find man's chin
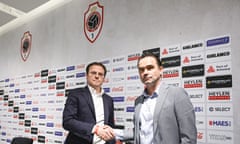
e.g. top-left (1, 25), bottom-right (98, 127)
top-left (144, 82), bottom-right (154, 86)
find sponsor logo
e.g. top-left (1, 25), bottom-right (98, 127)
top-left (31, 127), bottom-right (38, 135)
top-left (184, 79), bottom-right (203, 88)
top-left (143, 47), bottom-right (160, 59)
top-left (209, 120), bottom-right (231, 127)
top-left (126, 86), bottom-right (141, 91)
top-left (196, 119), bottom-right (204, 125)
top-left (24, 120), bottom-right (31, 127)
top-left (54, 140), bottom-right (63, 144)
top-left (56, 82), bottom-right (65, 90)
top-left (13, 107), bottom-right (19, 112)
top-left (113, 57), bottom-right (125, 63)
top-left (208, 90), bottom-right (231, 100)
top-left (39, 115), bottom-right (46, 119)
top-left (161, 56), bottom-right (181, 68)
top-left (19, 113), bottom-right (25, 119)
top-left (112, 86), bottom-right (124, 92)
top-left (126, 106), bottom-right (134, 112)
top-left (41, 69), bottom-right (48, 77)
top-left (206, 75), bottom-right (232, 88)
top-left (126, 96), bottom-right (138, 102)
top-left (84, 1), bottom-right (104, 43)
top-left (127, 65), bottom-right (138, 71)
top-left (48, 70), bottom-right (56, 75)
top-left (194, 106), bottom-right (204, 112)
top-left (66, 65), bottom-right (75, 71)
top-left (48, 76), bottom-right (56, 83)
top-left (115, 116), bottom-right (125, 123)
top-left (163, 69), bottom-right (179, 78)
top-left (56, 91), bottom-right (65, 97)
top-left (161, 45), bottom-right (180, 57)
top-left (206, 61), bottom-right (231, 76)
top-left (8, 101), bottom-right (14, 106)
top-left (182, 64), bottom-right (204, 78)
top-left (112, 96), bottom-right (125, 102)
top-left (208, 131), bottom-right (233, 143)
top-left (57, 68), bottom-right (65, 72)
top-left (182, 42), bottom-right (203, 50)
top-left (207, 103), bottom-right (233, 116)
top-left (0, 90), bottom-right (4, 95)
top-left (127, 75), bottom-right (139, 80)
top-left (112, 67), bottom-right (124, 72)
top-left (128, 53), bottom-right (140, 61)
top-left (38, 135), bottom-right (45, 143)
top-left (76, 72), bottom-right (85, 78)
top-left (207, 51), bottom-right (230, 59)
top-left (46, 122), bottom-right (54, 127)
top-left (114, 107), bottom-right (125, 111)
top-left (182, 52), bottom-right (204, 65)
top-left (111, 77), bottom-right (124, 83)
top-left (206, 47), bottom-right (231, 63)
top-left (66, 74), bottom-right (75, 79)
top-left (48, 84), bottom-right (56, 90)
top-left (55, 131), bottom-right (63, 136)
top-left (101, 60), bottom-right (110, 65)
top-left (189, 93), bottom-right (203, 99)
top-left (209, 106), bottom-right (231, 112)
top-left (206, 36), bottom-right (230, 47)
top-left (103, 87), bottom-right (110, 93)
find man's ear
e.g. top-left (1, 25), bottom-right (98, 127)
top-left (159, 66), bottom-right (163, 77)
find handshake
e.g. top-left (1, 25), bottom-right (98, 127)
top-left (94, 125), bottom-right (116, 141)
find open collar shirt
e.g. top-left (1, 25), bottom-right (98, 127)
top-left (139, 83), bottom-right (161, 144)
top-left (88, 85), bottom-right (105, 144)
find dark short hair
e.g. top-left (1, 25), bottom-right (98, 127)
top-left (137, 52), bottom-right (162, 67)
top-left (86, 62), bottom-right (107, 77)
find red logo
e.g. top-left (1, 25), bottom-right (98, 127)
top-left (207, 66), bottom-right (215, 73)
top-left (183, 56), bottom-right (190, 64)
top-left (84, 2), bottom-right (104, 43)
top-left (162, 48), bottom-right (168, 55)
top-left (21, 31), bottom-right (32, 61)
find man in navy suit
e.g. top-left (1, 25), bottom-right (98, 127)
top-left (63, 62), bottom-right (115, 144)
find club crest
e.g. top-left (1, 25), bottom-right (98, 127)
top-left (84, 1), bottom-right (104, 43)
top-left (21, 31), bottom-right (32, 61)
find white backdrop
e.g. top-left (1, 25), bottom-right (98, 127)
top-left (0, 0), bottom-right (239, 144)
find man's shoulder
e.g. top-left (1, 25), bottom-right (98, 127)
top-left (68, 86), bottom-right (88, 94)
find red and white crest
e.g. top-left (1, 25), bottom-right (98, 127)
top-left (84, 2), bottom-right (104, 43)
top-left (21, 31), bottom-right (32, 61)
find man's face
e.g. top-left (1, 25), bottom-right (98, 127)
top-left (138, 56), bottom-right (162, 87)
top-left (86, 65), bottom-right (105, 89)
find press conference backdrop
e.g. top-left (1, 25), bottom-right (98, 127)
top-left (0, 0), bottom-right (239, 144)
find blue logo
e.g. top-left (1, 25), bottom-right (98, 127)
top-left (207, 36), bottom-right (230, 47)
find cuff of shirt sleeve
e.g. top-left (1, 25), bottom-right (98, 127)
top-left (92, 124), bottom-right (100, 134)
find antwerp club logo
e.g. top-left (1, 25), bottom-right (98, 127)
top-left (84, 1), bottom-right (104, 43)
top-left (21, 31), bottom-right (32, 61)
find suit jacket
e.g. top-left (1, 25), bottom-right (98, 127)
top-left (132, 83), bottom-right (197, 144)
top-left (63, 86), bottom-right (115, 144)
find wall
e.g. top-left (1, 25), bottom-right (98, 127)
top-left (0, 0), bottom-right (239, 144)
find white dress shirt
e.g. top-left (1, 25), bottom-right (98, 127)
top-left (88, 85), bottom-right (105, 144)
top-left (139, 85), bottom-right (160, 144)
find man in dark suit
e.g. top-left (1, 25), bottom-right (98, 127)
top-left (63, 62), bottom-right (115, 144)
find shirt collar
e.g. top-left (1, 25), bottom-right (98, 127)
top-left (142, 82), bottom-right (162, 99)
top-left (88, 85), bottom-right (104, 97)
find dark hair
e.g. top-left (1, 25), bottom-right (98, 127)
top-left (137, 52), bottom-right (162, 67)
top-left (86, 62), bottom-right (107, 77)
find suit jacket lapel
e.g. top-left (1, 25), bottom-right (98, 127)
top-left (153, 83), bottom-right (169, 125)
top-left (84, 86), bottom-right (96, 121)
top-left (102, 94), bottom-right (109, 123)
